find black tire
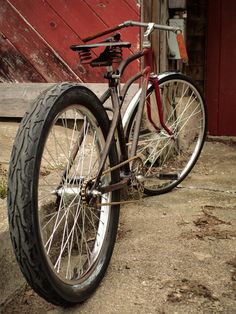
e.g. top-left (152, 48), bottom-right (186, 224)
top-left (8, 83), bottom-right (120, 305)
top-left (126, 73), bottom-right (207, 195)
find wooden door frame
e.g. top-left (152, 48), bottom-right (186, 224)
top-left (205, 0), bottom-right (221, 135)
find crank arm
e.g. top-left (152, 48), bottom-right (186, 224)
top-left (98, 178), bottom-right (129, 194)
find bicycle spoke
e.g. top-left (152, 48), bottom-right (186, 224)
top-left (33, 100), bottom-right (116, 284)
top-left (127, 76), bottom-right (206, 193)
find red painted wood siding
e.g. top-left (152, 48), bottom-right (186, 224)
top-left (0, 0), bottom-right (140, 83)
top-left (206, 0), bottom-right (236, 136)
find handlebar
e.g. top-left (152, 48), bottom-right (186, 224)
top-left (82, 20), bottom-right (188, 64)
top-left (82, 20), bottom-right (180, 43)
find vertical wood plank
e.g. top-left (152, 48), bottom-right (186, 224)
top-left (142, 0), bottom-right (163, 73)
top-left (218, 0), bottom-right (236, 135)
top-left (159, 0), bottom-right (168, 72)
top-left (205, 0), bottom-right (221, 135)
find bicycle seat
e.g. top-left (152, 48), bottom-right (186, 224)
top-left (70, 41), bottom-right (131, 51)
top-left (71, 41), bottom-right (131, 67)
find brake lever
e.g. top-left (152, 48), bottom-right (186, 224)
top-left (144, 23), bottom-right (155, 37)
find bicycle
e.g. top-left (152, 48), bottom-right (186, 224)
top-left (7, 20), bottom-right (207, 305)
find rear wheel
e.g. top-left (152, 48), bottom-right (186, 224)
top-left (126, 73), bottom-right (207, 195)
top-left (8, 83), bottom-right (120, 305)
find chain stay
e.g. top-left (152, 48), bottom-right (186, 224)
top-left (87, 155), bottom-right (145, 207)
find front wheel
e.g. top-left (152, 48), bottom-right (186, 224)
top-left (126, 73), bottom-right (207, 195)
top-left (8, 83), bottom-right (120, 305)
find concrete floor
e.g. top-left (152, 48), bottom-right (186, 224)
top-left (0, 121), bottom-right (236, 313)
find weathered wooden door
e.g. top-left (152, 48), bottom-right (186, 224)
top-left (0, 0), bottom-right (140, 83)
top-left (206, 0), bottom-right (236, 136)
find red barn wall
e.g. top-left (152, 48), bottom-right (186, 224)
top-left (0, 0), bottom-right (140, 83)
top-left (206, 0), bottom-right (236, 136)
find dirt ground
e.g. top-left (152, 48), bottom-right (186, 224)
top-left (0, 121), bottom-right (236, 314)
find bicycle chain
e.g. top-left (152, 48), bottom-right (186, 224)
top-left (128, 157), bottom-right (145, 200)
top-left (81, 179), bottom-right (90, 205)
top-left (81, 155), bottom-right (145, 207)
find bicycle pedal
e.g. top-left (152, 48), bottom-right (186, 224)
top-left (159, 173), bottom-right (178, 180)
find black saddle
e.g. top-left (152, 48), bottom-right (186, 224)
top-left (70, 41), bottom-right (131, 51)
top-left (70, 33), bottom-right (131, 67)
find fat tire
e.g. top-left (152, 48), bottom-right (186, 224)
top-left (8, 82), bottom-right (120, 305)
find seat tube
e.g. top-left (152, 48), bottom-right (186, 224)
top-left (92, 87), bottom-right (120, 187)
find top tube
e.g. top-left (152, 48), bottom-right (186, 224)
top-left (82, 20), bottom-right (180, 43)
